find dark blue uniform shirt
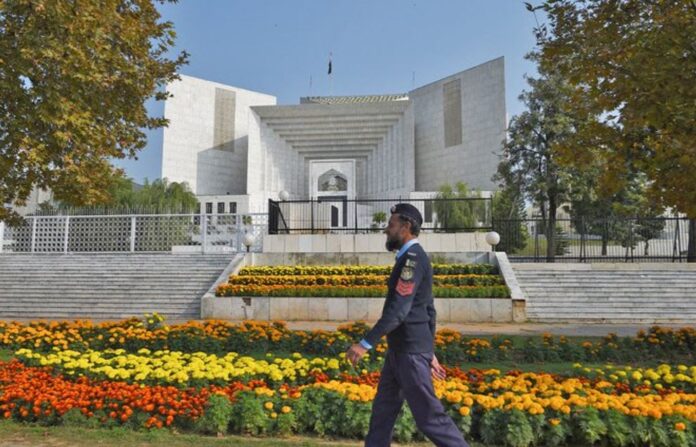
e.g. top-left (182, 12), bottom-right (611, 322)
top-left (363, 242), bottom-right (436, 353)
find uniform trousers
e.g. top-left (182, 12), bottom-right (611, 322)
top-left (364, 349), bottom-right (469, 447)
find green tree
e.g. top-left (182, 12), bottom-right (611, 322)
top-left (434, 182), bottom-right (485, 232)
top-left (495, 58), bottom-right (577, 261)
top-left (491, 186), bottom-right (528, 254)
top-left (566, 169), bottom-right (666, 258)
top-left (42, 176), bottom-right (198, 214)
top-left (535, 0), bottom-right (696, 261)
top-left (0, 0), bottom-right (188, 224)
top-left (370, 211), bottom-right (387, 232)
top-left (131, 178), bottom-right (199, 213)
top-left (26, 176), bottom-right (199, 252)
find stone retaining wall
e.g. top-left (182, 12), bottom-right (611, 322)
top-left (202, 296), bottom-right (513, 323)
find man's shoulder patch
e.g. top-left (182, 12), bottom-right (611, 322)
top-left (395, 279), bottom-right (415, 296)
top-left (405, 258), bottom-right (417, 268)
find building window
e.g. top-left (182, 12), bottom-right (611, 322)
top-left (214, 88), bottom-right (235, 152)
top-left (424, 200), bottom-right (433, 224)
top-left (229, 202), bottom-right (237, 214)
top-left (217, 202), bottom-right (225, 214)
top-left (443, 79), bottom-right (462, 147)
top-left (205, 202), bottom-right (213, 214)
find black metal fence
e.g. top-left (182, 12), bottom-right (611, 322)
top-left (492, 217), bottom-right (693, 262)
top-left (268, 198), bottom-right (492, 234)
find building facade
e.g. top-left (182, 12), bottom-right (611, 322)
top-left (162, 57), bottom-right (506, 219)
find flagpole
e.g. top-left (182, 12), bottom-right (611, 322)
top-left (328, 51), bottom-right (333, 96)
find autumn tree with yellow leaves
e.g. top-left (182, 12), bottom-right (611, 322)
top-left (533, 0), bottom-right (696, 260)
top-left (0, 0), bottom-right (188, 224)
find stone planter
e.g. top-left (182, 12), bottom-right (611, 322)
top-left (201, 296), bottom-right (519, 323)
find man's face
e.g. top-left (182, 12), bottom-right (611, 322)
top-left (384, 214), bottom-right (407, 252)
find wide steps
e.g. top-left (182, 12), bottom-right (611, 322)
top-left (0, 254), bottom-right (235, 319)
top-left (513, 264), bottom-right (696, 323)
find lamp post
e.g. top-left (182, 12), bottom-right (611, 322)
top-left (243, 233), bottom-right (255, 253)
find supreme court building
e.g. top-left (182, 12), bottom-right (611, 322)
top-left (161, 57), bottom-right (506, 225)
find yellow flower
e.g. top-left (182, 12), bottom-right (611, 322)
top-left (281, 406), bottom-right (291, 414)
top-left (675, 422), bottom-right (686, 431)
top-left (459, 407), bottom-right (470, 416)
top-left (264, 402), bottom-right (274, 410)
top-left (549, 418), bottom-right (561, 426)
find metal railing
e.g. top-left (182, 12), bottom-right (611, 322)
top-left (0, 213), bottom-right (267, 254)
top-left (268, 197), bottom-right (492, 234)
top-left (492, 217), bottom-right (692, 262)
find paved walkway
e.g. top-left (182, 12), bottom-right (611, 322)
top-left (284, 321), bottom-right (693, 337)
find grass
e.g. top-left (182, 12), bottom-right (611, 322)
top-left (0, 420), bottom-right (484, 447)
top-left (0, 420), bottom-right (379, 446)
top-left (0, 348), bottom-right (13, 362)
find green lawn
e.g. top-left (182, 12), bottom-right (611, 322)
top-left (0, 420), bottom-right (472, 447)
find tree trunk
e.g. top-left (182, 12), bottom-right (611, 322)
top-left (546, 198), bottom-right (556, 262)
top-left (601, 220), bottom-right (609, 256)
top-left (688, 218), bottom-right (696, 263)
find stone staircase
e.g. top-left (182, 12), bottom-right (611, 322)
top-left (513, 264), bottom-right (696, 323)
top-left (0, 254), bottom-right (236, 320)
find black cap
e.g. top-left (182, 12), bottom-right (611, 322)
top-left (390, 203), bottom-right (423, 226)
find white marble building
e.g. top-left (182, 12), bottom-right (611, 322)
top-left (162, 58), bottom-right (506, 218)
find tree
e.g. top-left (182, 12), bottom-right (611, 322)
top-left (131, 178), bottom-right (199, 213)
top-left (494, 59), bottom-right (578, 261)
top-left (0, 0), bottom-right (188, 224)
top-left (40, 176), bottom-right (198, 214)
top-left (433, 182), bottom-right (485, 231)
top-left (491, 186), bottom-right (528, 254)
top-left (565, 169), bottom-right (666, 257)
top-left (535, 0), bottom-right (696, 261)
top-left (26, 176), bottom-right (199, 252)
top-left (370, 211), bottom-right (387, 232)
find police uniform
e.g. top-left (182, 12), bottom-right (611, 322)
top-left (361, 204), bottom-right (469, 447)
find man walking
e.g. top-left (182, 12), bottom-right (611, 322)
top-left (346, 203), bottom-right (469, 447)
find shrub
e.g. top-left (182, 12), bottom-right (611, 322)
top-left (195, 394), bottom-right (233, 435)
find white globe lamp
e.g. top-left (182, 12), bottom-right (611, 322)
top-left (243, 233), bottom-right (256, 253)
top-left (485, 231), bottom-right (500, 250)
top-left (279, 190), bottom-right (290, 201)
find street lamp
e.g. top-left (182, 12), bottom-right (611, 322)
top-left (279, 190), bottom-right (290, 201)
top-left (485, 231), bottom-right (500, 251)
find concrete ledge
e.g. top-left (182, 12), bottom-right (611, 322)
top-left (494, 252), bottom-right (526, 322)
top-left (512, 262), bottom-right (696, 271)
top-left (202, 296), bottom-right (513, 322)
top-left (245, 251), bottom-right (493, 266)
top-left (263, 233), bottom-right (490, 253)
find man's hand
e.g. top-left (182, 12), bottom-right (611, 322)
top-left (431, 355), bottom-right (446, 380)
top-left (346, 343), bottom-right (368, 368)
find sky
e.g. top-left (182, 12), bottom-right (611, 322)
top-left (113, 0), bottom-right (541, 184)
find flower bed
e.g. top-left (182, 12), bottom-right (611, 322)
top-left (1, 355), bottom-right (694, 445)
top-left (235, 264), bottom-right (499, 276)
top-left (1, 320), bottom-right (694, 365)
top-left (0, 317), bottom-right (694, 445)
top-left (216, 264), bottom-right (511, 298)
